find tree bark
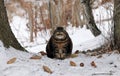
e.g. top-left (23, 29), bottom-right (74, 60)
top-left (49, 0), bottom-right (56, 34)
top-left (114, 0), bottom-right (120, 50)
top-left (81, 0), bottom-right (101, 36)
top-left (0, 0), bottom-right (26, 51)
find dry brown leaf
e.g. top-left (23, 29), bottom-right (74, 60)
top-left (80, 63), bottom-right (84, 67)
top-left (87, 49), bottom-right (92, 52)
top-left (39, 51), bottom-right (47, 56)
top-left (91, 61), bottom-right (97, 68)
top-left (97, 55), bottom-right (102, 58)
top-left (43, 65), bottom-right (53, 74)
top-left (70, 54), bottom-right (78, 58)
top-left (70, 61), bottom-right (76, 66)
top-left (30, 55), bottom-right (41, 59)
top-left (74, 50), bottom-right (80, 54)
top-left (7, 57), bottom-right (17, 64)
top-left (91, 53), bottom-right (97, 56)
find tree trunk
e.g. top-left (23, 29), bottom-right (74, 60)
top-left (81, 0), bottom-right (101, 36)
top-left (28, 4), bottom-right (34, 42)
top-left (114, 0), bottom-right (120, 50)
top-left (0, 0), bottom-right (26, 51)
top-left (49, 0), bottom-right (56, 34)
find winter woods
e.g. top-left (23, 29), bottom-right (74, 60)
top-left (2, 0), bottom-right (120, 76)
top-left (5, 0), bottom-right (108, 42)
top-left (3, 0), bottom-right (115, 52)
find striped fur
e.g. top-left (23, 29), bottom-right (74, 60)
top-left (46, 27), bottom-right (73, 59)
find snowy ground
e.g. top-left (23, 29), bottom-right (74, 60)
top-left (0, 41), bottom-right (120, 76)
top-left (0, 2), bottom-right (117, 76)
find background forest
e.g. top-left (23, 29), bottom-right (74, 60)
top-left (5, 0), bottom-right (113, 53)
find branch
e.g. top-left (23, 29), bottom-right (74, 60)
top-left (92, 72), bottom-right (113, 76)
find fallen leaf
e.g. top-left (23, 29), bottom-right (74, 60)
top-left (82, 51), bottom-right (86, 54)
top-left (91, 61), bottom-right (97, 68)
top-left (70, 61), bottom-right (76, 66)
top-left (43, 65), bottom-right (53, 74)
top-left (91, 53), bottom-right (97, 56)
top-left (87, 49), bottom-right (92, 52)
top-left (7, 57), bottom-right (16, 64)
top-left (74, 50), bottom-right (80, 54)
top-left (97, 55), bottom-right (102, 58)
top-left (39, 51), bottom-right (47, 56)
top-left (70, 54), bottom-right (78, 58)
top-left (30, 55), bottom-right (41, 59)
top-left (80, 63), bottom-right (84, 67)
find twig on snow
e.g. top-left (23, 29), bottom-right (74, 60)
top-left (92, 72), bottom-right (113, 76)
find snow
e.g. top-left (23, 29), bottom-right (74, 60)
top-left (9, 2), bottom-right (113, 53)
top-left (0, 41), bottom-right (120, 76)
top-left (10, 17), bottom-right (111, 53)
top-left (0, 19), bottom-right (116, 76)
top-left (1, 1), bottom-right (117, 76)
top-left (93, 3), bottom-right (113, 21)
top-left (10, 16), bottom-right (109, 53)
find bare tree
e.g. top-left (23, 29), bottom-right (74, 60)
top-left (81, 0), bottom-right (101, 36)
top-left (0, 0), bottom-right (26, 51)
